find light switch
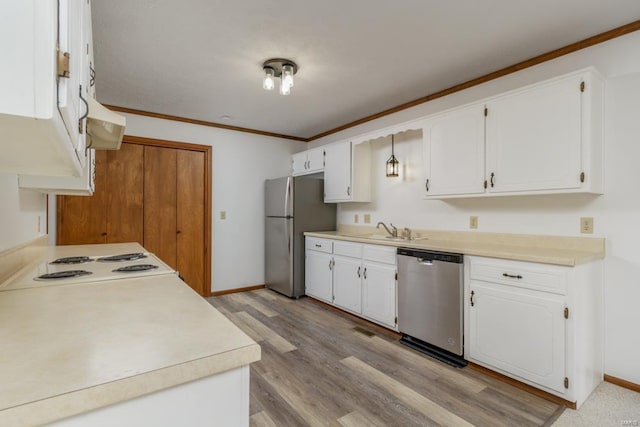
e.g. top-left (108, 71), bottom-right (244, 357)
top-left (220, 211), bottom-right (226, 220)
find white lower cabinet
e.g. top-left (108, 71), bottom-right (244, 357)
top-left (465, 256), bottom-right (603, 408)
top-left (333, 255), bottom-right (362, 313)
top-left (305, 238), bottom-right (334, 303)
top-left (305, 237), bottom-right (397, 330)
top-left (361, 261), bottom-right (397, 328)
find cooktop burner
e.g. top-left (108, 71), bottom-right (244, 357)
top-left (50, 256), bottom-right (93, 265)
top-left (35, 270), bottom-right (93, 280)
top-left (97, 253), bottom-right (147, 262)
top-left (112, 264), bottom-right (159, 273)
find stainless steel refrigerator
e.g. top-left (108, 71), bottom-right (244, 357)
top-left (265, 176), bottom-right (336, 297)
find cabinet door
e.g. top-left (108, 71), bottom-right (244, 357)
top-left (468, 281), bottom-right (566, 393)
top-left (291, 151), bottom-right (307, 176)
top-left (486, 75), bottom-right (583, 193)
top-left (324, 141), bottom-right (352, 202)
top-left (333, 255), bottom-right (362, 313)
top-left (305, 251), bottom-right (333, 303)
top-left (57, 0), bottom-right (86, 152)
top-left (177, 150), bottom-right (206, 296)
top-left (306, 147), bottom-right (325, 173)
top-left (361, 262), bottom-right (396, 328)
top-left (423, 104), bottom-right (485, 196)
top-left (144, 146), bottom-right (178, 269)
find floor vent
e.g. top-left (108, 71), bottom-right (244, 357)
top-left (353, 326), bottom-right (375, 337)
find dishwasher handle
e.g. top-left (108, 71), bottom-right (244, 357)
top-left (417, 258), bottom-right (433, 266)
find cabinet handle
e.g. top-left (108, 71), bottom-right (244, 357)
top-left (78, 85), bottom-right (89, 134)
top-left (502, 273), bottom-right (523, 279)
top-left (315, 244), bottom-right (321, 248)
top-left (347, 186), bottom-right (351, 196)
top-left (490, 172), bottom-right (495, 188)
top-left (329, 259), bottom-right (333, 270)
top-left (470, 290), bottom-right (475, 307)
top-left (101, 232), bottom-right (107, 236)
top-left (425, 179), bottom-right (430, 192)
top-left (357, 266), bottom-right (361, 278)
top-left (363, 268), bottom-right (367, 279)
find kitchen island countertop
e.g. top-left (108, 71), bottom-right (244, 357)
top-left (0, 274), bottom-right (260, 426)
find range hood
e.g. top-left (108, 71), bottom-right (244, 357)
top-left (86, 98), bottom-right (126, 150)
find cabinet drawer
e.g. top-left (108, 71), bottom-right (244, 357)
top-left (469, 257), bottom-right (568, 295)
top-left (363, 244), bottom-right (396, 265)
top-left (306, 237), bottom-right (333, 254)
top-left (334, 241), bottom-right (363, 258)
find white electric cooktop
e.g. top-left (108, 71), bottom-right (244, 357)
top-left (0, 242), bottom-right (175, 291)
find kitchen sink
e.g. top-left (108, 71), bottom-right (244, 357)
top-left (367, 234), bottom-right (428, 242)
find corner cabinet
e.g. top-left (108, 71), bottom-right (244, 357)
top-left (305, 237), bottom-right (397, 330)
top-left (324, 141), bottom-right (371, 202)
top-left (464, 256), bottom-right (603, 408)
top-left (423, 68), bottom-right (604, 199)
top-left (0, 0), bottom-right (94, 177)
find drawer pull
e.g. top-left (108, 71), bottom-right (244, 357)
top-left (503, 273), bottom-right (523, 279)
top-left (315, 244), bottom-right (321, 248)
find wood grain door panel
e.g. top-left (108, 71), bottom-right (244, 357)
top-left (106, 143), bottom-right (144, 244)
top-left (57, 150), bottom-right (108, 245)
top-left (176, 150), bottom-right (205, 295)
top-left (144, 146), bottom-right (178, 269)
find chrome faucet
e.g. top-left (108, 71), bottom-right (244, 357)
top-left (376, 222), bottom-right (398, 238)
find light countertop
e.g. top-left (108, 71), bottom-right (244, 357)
top-left (0, 274), bottom-right (260, 426)
top-left (305, 229), bottom-right (604, 266)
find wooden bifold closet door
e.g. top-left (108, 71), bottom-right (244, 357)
top-left (57, 138), bottom-right (211, 296)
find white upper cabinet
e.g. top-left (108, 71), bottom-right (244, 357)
top-left (423, 68), bottom-right (604, 199)
top-left (292, 147), bottom-right (324, 176)
top-left (324, 141), bottom-right (371, 203)
top-left (0, 0), bottom-right (92, 177)
top-left (423, 104), bottom-right (486, 197)
top-left (486, 72), bottom-right (593, 194)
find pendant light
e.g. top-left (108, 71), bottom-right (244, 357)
top-left (386, 135), bottom-right (399, 177)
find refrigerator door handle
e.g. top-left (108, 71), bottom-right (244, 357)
top-left (284, 177), bottom-right (291, 217)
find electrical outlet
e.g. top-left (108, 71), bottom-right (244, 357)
top-left (354, 214), bottom-right (359, 224)
top-left (580, 217), bottom-right (594, 234)
top-left (469, 216), bottom-right (478, 229)
top-left (364, 214), bottom-right (371, 224)
top-left (220, 211), bottom-right (226, 220)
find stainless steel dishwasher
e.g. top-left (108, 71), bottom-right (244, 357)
top-left (397, 247), bottom-right (466, 367)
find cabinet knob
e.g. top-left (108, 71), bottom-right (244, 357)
top-left (177, 230), bottom-right (181, 234)
top-left (101, 232), bottom-right (107, 236)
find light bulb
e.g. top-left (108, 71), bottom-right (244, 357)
top-left (282, 64), bottom-right (294, 88)
top-left (263, 67), bottom-right (275, 90)
top-left (280, 78), bottom-right (291, 95)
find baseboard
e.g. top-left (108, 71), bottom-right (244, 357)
top-left (467, 362), bottom-right (577, 409)
top-left (604, 374), bottom-right (640, 393)
top-left (211, 284), bottom-right (265, 296)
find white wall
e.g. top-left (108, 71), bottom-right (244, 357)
top-left (0, 174), bottom-right (47, 253)
top-left (117, 114), bottom-right (301, 293)
top-left (311, 31), bottom-right (640, 385)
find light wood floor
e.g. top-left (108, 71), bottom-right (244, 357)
top-left (207, 289), bottom-right (564, 427)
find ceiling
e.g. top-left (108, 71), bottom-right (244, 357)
top-left (91, 1), bottom-right (640, 140)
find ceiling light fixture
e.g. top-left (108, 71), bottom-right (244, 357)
top-left (262, 58), bottom-right (298, 95)
top-left (386, 135), bottom-right (399, 177)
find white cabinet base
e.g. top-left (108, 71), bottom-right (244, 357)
top-left (50, 366), bottom-right (250, 427)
